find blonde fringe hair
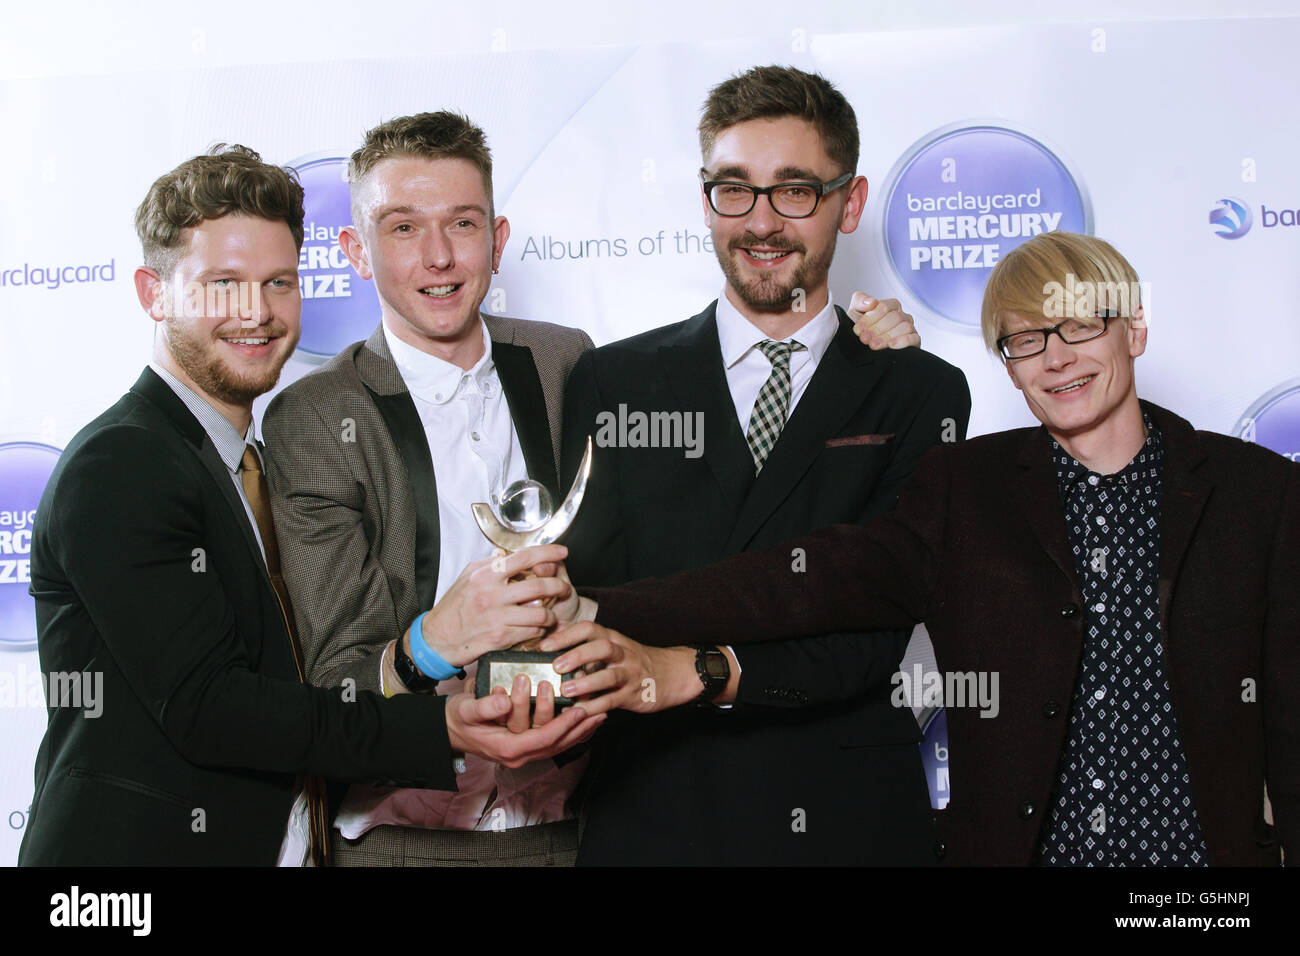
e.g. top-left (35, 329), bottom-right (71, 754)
top-left (980, 231), bottom-right (1141, 353)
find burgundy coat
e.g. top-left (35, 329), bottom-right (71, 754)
top-left (586, 402), bottom-right (1299, 865)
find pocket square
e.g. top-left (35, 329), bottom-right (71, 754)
top-left (825, 433), bottom-right (894, 448)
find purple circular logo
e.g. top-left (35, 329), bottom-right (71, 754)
top-left (919, 707), bottom-right (950, 810)
top-left (289, 155), bottom-right (381, 358)
top-left (1209, 197), bottom-right (1252, 240)
top-left (0, 442), bottom-right (61, 651)
top-left (1235, 379), bottom-right (1300, 463)
top-left (881, 124), bottom-right (1091, 331)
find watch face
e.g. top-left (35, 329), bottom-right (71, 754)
top-left (703, 653), bottom-right (729, 679)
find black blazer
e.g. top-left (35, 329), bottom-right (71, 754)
top-left (561, 302), bottom-right (971, 865)
top-left (587, 402), bottom-right (1300, 866)
top-left (20, 368), bottom-right (456, 865)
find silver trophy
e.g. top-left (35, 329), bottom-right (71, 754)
top-left (471, 437), bottom-right (592, 704)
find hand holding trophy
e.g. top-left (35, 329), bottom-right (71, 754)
top-left (472, 437), bottom-right (592, 706)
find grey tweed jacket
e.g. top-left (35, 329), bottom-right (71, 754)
top-left (263, 316), bottom-right (592, 699)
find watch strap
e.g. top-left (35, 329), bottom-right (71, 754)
top-left (692, 645), bottom-right (730, 706)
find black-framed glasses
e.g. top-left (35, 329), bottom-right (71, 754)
top-left (700, 170), bottom-right (852, 218)
top-left (996, 312), bottom-right (1115, 360)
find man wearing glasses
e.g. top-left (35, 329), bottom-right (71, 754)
top-left (553, 229), bottom-right (1299, 866)
top-left (557, 65), bottom-right (970, 865)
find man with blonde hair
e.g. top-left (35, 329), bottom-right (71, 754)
top-left (550, 230), bottom-right (1300, 866)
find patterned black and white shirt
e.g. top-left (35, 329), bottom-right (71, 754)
top-left (1037, 416), bottom-right (1209, 866)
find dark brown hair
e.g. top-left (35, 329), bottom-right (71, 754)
top-left (134, 144), bottom-right (304, 277)
top-left (699, 65), bottom-right (859, 175)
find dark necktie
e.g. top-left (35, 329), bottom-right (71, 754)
top-left (240, 444), bottom-right (332, 868)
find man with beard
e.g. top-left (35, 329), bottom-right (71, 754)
top-left (556, 66), bottom-right (970, 864)
top-left (553, 230), bottom-right (1299, 866)
top-left (263, 111), bottom-right (923, 866)
top-left (19, 145), bottom-right (602, 866)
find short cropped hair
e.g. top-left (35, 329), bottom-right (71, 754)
top-left (349, 112), bottom-right (494, 222)
top-left (699, 65), bottom-right (859, 175)
top-left (980, 231), bottom-right (1142, 353)
top-left (134, 144), bottom-right (305, 279)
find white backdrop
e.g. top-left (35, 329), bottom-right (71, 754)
top-left (2, 1), bottom-right (1298, 865)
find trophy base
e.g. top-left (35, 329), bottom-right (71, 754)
top-left (475, 651), bottom-right (575, 707)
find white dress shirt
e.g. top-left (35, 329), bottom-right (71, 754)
top-left (713, 286), bottom-right (840, 433)
top-left (333, 320), bottom-right (585, 838)
top-left (382, 321), bottom-right (529, 602)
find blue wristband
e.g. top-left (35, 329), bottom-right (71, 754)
top-left (407, 611), bottom-right (467, 681)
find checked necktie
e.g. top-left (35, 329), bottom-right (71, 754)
top-left (239, 444), bottom-right (333, 868)
top-left (745, 339), bottom-right (806, 472)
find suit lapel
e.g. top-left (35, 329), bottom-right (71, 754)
top-left (723, 310), bottom-right (888, 555)
top-left (659, 305), bottom-right (755, 510)
top-left (492, 335), bottom-right (560, 499)
top-left (355, 327), bottom-right (442, 611)
top-left (1147, 402), bottom-right (1211, 638)
top-left (131, 369), bottom-right (270, 576)
top-left (129, 368), bottom-right (287, 637)
top-left (1013, 426), bottom-right (1080, 591)
top-left (197, 438), bottom-right (271, 572)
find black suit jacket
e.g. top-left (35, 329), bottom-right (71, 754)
top-left (20, 369), bottom-right (457, 866)
top-left (561, 302), bottom-right (971, 865)
top-left (587, 402), bottom-right (1300, 865)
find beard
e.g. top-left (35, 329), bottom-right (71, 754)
top-left (714, 230), bottom-right (838, 313)
top-left (164, 316), bottom-right (292, 406)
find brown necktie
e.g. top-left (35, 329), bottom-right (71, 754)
top-left (240, 444), bottom-right (332, 867)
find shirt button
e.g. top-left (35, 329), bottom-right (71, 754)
top-left (1095, 516), bottom-right (1106, 527)
top-left (1018, 801), bottom-right (1036, 819)
top-left (1094, 688), bottom-right (1105, 700)
top-left (1088, 475), bottom-right (1099, 486)
top-left (1091, 778), bottom-right (1105, 790)
top-left (1093, 602), bottom-right (1106, 613)
top-left (471, 431), bottom-right (480, 441)
top-left (434, 393), bottom-right (444, 401)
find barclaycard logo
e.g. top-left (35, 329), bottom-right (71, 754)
top-left (0, 442), bottom-right (61, 651)
top-left (1209, 197), bottom-right (1252, 239)
top-left (1236, 378), bottom-right (1300, 463)
top-left (879, 122), bottom-right (1091, 332)
top-left (920, 707), bottom-right (949, 810)
top-left (286, 153), bottom-right (382, 360)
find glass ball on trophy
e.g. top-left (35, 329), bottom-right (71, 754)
top-left (497, 479), bottom-right (555, 533)
top-left (470, 438), bottom-right (592, 705)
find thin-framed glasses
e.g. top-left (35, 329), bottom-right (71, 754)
top-left (700, 170), bottom-right (852, 219)
top-left (997, 312), bottom-right (1116, 360)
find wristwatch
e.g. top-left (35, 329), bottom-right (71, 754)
top-left (692, 645), bottom-right (731, 706)
top-left (391, 634), bottom-right (439, 693)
